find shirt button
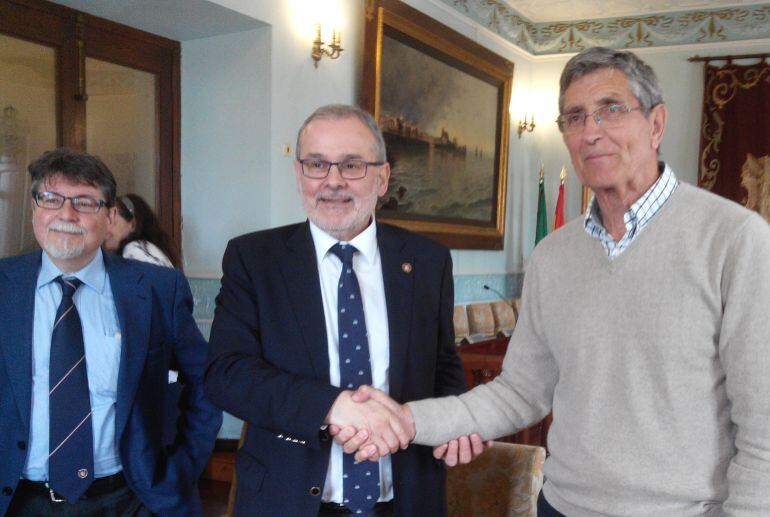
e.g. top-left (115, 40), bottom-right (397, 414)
top-left (17, 441), bottom-right (26, 450)
top-left (309, 486), bottom-right (321, 496)
top-left (2, 487), bottom-right (12, 496)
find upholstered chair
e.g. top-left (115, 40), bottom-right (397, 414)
top-left (446, 442), bottom-right (546, 517)
top-left (453, 304), bottom-right (470, 345)
top-left (466, 302), bottom-right (496, 341)
top-left (490, 300), bottom-right (517, 336)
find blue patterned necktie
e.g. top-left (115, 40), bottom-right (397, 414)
top-left (329, 243), bottom-right (379, 515)
top-left (49, 276), bottom-right (94, 502)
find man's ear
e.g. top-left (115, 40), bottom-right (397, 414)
top-left (377, 163), bottom-right (391, 197)
top-left (649, 103), bottom-right (667, 151)
top-left (293, 159), bottom-right (304, 192)
top-left (106, 205), bottom-right (117, 226)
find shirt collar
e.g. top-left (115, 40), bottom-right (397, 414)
top-left (626, 162), bottom-right (676, 228)
top-left (309, 218), bottom-right (378, 267)
top-left (584, 162), bottom-right (677, 235)
top-left (37, 248), bottom-right (108, 294)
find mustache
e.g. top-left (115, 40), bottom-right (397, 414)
top-left (47, 222), bottom-right (85, 235)
top-left (318, 193), bottom-right (353, 201)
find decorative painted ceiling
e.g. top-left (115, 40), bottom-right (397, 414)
top-left (441, 0), bottom-right (770, 54)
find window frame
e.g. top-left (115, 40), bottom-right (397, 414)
top-left (0, 0), bottom-right (182, 257)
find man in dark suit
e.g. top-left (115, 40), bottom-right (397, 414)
top-left (204, 104), bottom-right (466, 516)
top-left (0, 148), bottom-right (222, 516)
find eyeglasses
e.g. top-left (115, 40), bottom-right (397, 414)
top-left (299, 158), bottom-right (385, 180)
top-left (556, 104), bottom-right (642, 134)
top-left (33, 191), bottom-right (107, 214)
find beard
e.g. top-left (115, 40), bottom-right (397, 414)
top-left (301, 184), bottom-right (380, 241)
top-left (43, 222), bottom-right (86, 260)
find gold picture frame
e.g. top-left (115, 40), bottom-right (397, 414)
top-left (582, 185), bottom-right (592, 213)
top-left (361, 0), bottom-right (514, 249)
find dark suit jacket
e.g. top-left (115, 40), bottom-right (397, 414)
top-left (205, 222), bottom-right (466, 516)
top-left (0, 252), bottom-right (222, 516)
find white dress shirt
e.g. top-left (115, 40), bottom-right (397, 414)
top-left (308, 220), bottom-right (394, 504)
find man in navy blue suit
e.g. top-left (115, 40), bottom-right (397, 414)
top-left (0, 148), bottom-right (221, 516)
top-left (205, 104), bottom-right (466, 516)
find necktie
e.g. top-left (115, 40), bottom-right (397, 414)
top-left (329, 243), bottom-right (379, 515)
top-left (49, 276), bottom-right (94, 502)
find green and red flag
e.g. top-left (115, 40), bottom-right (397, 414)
top-left (554, 165), bottom-right (566, 230)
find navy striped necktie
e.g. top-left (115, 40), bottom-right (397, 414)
top-left (329, 243), bottom-right (379, 515)
top-left (49, 276), bottom-right (94, 502)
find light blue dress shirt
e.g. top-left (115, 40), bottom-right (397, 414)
top-left (23, 249), bottom-right (123, 481)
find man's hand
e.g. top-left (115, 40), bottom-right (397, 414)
top-left (333, 386), bottom-right (416, 462)
top-left (328, 424), bottom-right (370, 454)
top-left (432, 433), bottom-right (492, 467)
top-left (325, 390), bottom-right (410, 457)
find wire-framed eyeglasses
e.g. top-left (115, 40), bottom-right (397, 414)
top-left (32, 191), bottom-right (107, 214)
top-left (299, 158), bottom-right (385, 180)
top-left (556, 104), bottom-right (642, 134)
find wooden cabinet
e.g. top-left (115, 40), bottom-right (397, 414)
top-left (457, 337), bottom-right (551, 451)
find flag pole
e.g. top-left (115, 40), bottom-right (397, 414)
top-left (535, 165), bottom-right (548, 245)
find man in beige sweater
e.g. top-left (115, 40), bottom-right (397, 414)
top-left (333, 47), bottom-right (770, 515)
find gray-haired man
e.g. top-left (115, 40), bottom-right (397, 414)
top-left (343, 48), bottom-right (770, 515)
top-left (205, 104), bottom-right (466, 516)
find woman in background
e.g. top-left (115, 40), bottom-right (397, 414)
top-left (106, 193), bottom-right (184, 445)
top-left (105, 193), bottom-right (181, 268)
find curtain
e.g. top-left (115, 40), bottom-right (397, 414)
top-left (698, 58), bottom-right (770, 222)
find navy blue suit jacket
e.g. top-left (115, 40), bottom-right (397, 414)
top-left (0, 252), bottom-right (222, 516)
top-left (205, 222), bottom-right (466, 516)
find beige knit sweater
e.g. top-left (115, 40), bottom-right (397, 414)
top-left (409, 183), bottom-right (770, 516)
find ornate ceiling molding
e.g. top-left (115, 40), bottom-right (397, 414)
top-left (442, 0), bottom-right (770, 54)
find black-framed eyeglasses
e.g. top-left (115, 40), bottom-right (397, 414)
top-left (32, 191), bottom-right (107, 214)
top-left (299, 158), bottom-right (385, 180)
top-left (556, 104), bottom-right (642, 134)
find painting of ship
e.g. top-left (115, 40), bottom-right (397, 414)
top-left (375, 29), bottom-right (500, 224)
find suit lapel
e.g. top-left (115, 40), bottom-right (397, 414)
top-left (378, 225), bottom-right (414, 402)
top-left (280, 223), bottom-right (331, 382)
top-left (0, 253), bottom-right (41, 432)
top-left (106, 255), bottom-right (151, 440)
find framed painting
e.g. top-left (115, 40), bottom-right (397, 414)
top-left (361, 0), bottom-right (514, 249)
top-left (582, 185), bottom-right (592, 213)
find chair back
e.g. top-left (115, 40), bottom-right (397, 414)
top-left (490, 300), bottom-right (517, 336)
top-left (453, 305), bottom-right (470, 345)
top-left (446, 441), bottom-right (545, 517)
top-left (466, 302), bottom-right (496, 341)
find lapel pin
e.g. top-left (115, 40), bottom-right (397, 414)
top-left (401, 262), bottom-right (413, 273)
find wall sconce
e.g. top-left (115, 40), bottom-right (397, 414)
top-left (517, 113), bottom-right (535, 138)
top-left (311, 23), bottom-right (343, 68)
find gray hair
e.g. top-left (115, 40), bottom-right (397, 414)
top-left (295, 104), bottom-right (387, 162)
top-left (559, 47), bottom-right (664, 115)
top-left (28, 147), bottom-right (117, 206)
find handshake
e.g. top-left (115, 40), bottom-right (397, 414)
top-left (324, 386), bottom-right (491, 466)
